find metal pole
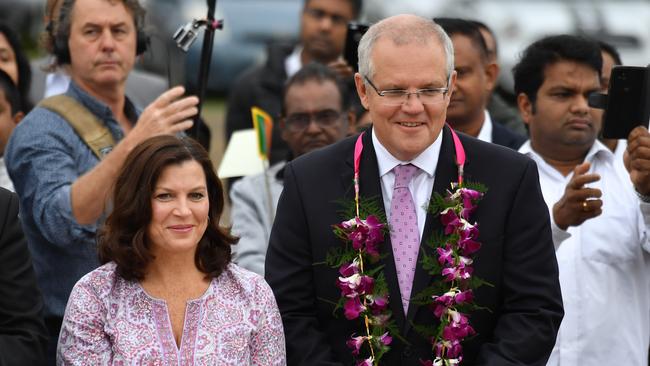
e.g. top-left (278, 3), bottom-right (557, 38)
top-left (193, 0), bottom-right (218, 139)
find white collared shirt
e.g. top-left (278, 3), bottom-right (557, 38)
top-left (284, 46), bottom-right (303, 79)
top-left (0, 157), bottom-right (14, 192)
top-left (476, 110), bottom-right (493, 143)
top-left (372, 129), bottom-right (442, 238)
top-left (519, 139), bottom-right (650, 365)
top-left (44, 71), bottom-right (71, 98)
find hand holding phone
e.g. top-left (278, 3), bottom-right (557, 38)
top-left (589, 65), bottom-right (650, 139)
top-left (343, 22), bottom-right (369, 73)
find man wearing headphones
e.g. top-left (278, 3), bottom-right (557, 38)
top-left (29, 0), bottom-right (168, 109)
top-left (4, 0), bottom-right (198, 361)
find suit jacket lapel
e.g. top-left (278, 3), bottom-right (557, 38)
top-left (340, 130), bottom-right (407, 331)
top-left (405, 126), bottom-right (458, 334)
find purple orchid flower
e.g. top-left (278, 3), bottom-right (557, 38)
top-left (380, 332), bottom-right (393, 346)
top-left (436, 244), bottom-right (455, 265)
top-left (454, 290), bottom-right (474, 305)
top-left (346, 335), bottom-right (366, 356)
top-left (358, 275), bottom-right (375, 294)
top-left (336, 274), bottom-right (360, 298)
top-left (365, 239), bottom-right (381, 259)
top-left (446, 339), bottom-right (463, 359)
top-left (357, 357), bottom-right (374, 366)
top-left (369, 295), bottom-right (389, 314)
top-left (344, 297), bottom-right (366, 320)
top-left (440, 208), bottom-right (462, 235)
top-left (442, 311), bottom-right (476, 341)
top-left (348, 225), bottom-right (369, 251)
top-left (442, 262), bottom-right (474, 282)
top-left (364, 215), bottom-right (385, 243)
top-left (339, 260), bottom-right (360, 277)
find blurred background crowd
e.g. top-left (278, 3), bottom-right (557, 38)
top-left (2, 0), bottom-right (649, 193)
top-left (0, 0), bottom-right (650, 364)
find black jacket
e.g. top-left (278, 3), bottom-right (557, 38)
top-left (266, 126), bottom-right (563, 365)
top-left (492, 121), bottom-right (526, 150)
top-left (226, 43), bottom-right (294, 165)
top-left (0, 188), bottom-right (47, 366)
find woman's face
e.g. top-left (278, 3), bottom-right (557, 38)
top-left (147, 160), bottom-right (210, 256)
top-left (0, 33), bottom-right (18, 85)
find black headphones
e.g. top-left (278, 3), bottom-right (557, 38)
top-left (51, 20), bottom-right (149, 65)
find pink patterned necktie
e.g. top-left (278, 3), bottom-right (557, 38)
top-left (389, 164), bottom-right (420, 314)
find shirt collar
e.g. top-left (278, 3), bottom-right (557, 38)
top-left (519, 138), bottom-right (614, 165)
top-left (371, 127), bottom-right (442, 178)
top-left (284, 45), bottom-right (303, 79)
top-left (476, 110), bottom-right (493, 143)
top-left (66, 81), bottom-right (138, 124)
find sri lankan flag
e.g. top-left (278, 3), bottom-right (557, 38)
top-left (251, 106), bottom-right (273, 160)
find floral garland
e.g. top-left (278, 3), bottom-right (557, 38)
top-left (415, 127), bottom-right (489, 366)
top-left (416, 183), bottom-right (487, 366)
top-left (327, 132), bottom-right (396, 365)
top-left (329, 127), bottom-right (488, 365)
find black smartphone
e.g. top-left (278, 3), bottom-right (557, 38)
top-left (600, 65), bottom-right (650, 139)
top-left (344, 22), bottom-right (369, 72)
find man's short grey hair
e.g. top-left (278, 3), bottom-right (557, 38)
top-left (357, 15), bottom-right (454, 82)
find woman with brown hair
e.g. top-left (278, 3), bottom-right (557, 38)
top-left (56, 135), bottom-right (285, 365)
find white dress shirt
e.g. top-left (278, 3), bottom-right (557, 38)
top-left (0, 158), bottom-right (14, 192)
top-left (372, 129), bottom-right (442, 238)
top-left (284, 46), bottom-right (303, 80)
top-left (476, 110), bottom-right (493, 143)
top-left (519, 139), bottom-right (650, 365)
top-left (44, 71), bottom-right (71, 99)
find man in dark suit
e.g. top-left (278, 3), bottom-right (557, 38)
top-left (0, 187), bottom-right (48, 365)
top-left (435, 17), bottom-right (525, 150)
top-left (265, 14), bottom-right (563, 365)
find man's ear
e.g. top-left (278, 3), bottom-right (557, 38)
top-left (444, 70), bottom-right (458, 104)
top-left (354, 73), bottom-right (369, 110)
top-left (13, 111), bottom-right (24, 124)
top-left (485, 62), bottom-right (499, 92)
top-left (346, 109), bottom-right (358, 136)
top-left (517, 93), bottom-right (533, 126)
top-left (279, 117), bottom-right (289, 141)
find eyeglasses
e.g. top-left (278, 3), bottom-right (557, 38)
top-left (284, 109), bottom-right (344, 132)
top-left (364, 76), bottom-right (450, 106)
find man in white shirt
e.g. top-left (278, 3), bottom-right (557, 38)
top-left (225, 0), bottom-right (362, 165)
top-left (230, 63), bottom-right (355, 275)
top-left (435, 17), bottom-right (525, 150)
top-left (514, 34), bottom-right (650, 365)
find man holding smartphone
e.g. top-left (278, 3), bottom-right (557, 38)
top-left (515, 34), bottom-right (650, 365)
top-left (225, 0), bottom-right (362, 165)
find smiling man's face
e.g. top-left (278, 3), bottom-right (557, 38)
top-left (355, 36), bottom-right (454, 161)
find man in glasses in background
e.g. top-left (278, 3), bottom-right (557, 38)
top-left (226, 0), bottom-right (362, 166)
top-left (230, 62), bottom-right (355, 276)
top-left (266, 14), bottom-right (562, 365)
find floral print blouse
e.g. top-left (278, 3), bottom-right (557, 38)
top-left (57, 262), bottom-right (286, 365)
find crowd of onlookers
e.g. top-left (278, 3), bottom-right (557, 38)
top-left (0, 0), bottom-right (649, 365)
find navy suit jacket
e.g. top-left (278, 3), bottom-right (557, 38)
top-left (265, 126), bottom-right (563, 365)
top-left (492, 121), bottom-right (527, 150)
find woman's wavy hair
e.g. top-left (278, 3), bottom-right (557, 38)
top-left (98, 135), bottom-right (238, 281)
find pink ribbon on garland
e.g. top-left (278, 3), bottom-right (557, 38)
top-left (353, 125), bottom-right (466, 194)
